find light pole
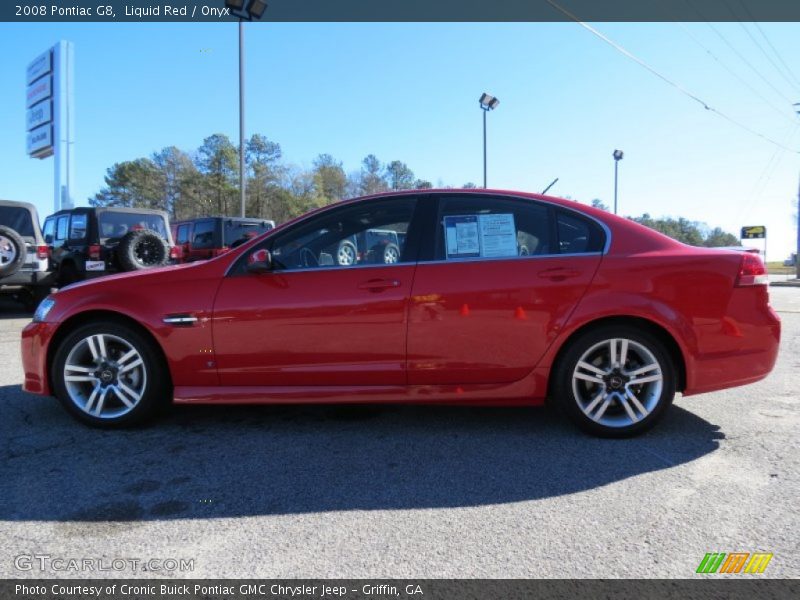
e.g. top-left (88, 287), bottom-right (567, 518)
top-left (613, 149), bottom-right (624, 215)
top-left (795, 103), bottom-right (800, 279)
top-left (225, 0), bottom-right (268, 217)
top-left (479, 93), bottom-right (499, 188)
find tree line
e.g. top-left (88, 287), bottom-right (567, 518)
top-left (89, 132), bottom-right (740, 247)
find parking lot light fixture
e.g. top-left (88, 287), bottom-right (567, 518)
top-left (479, 93), bottom-right (500, 188)
top-left (613, 149), bottom-right (624, 215)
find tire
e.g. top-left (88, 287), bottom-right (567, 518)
top-left (383, 243), bottom-right (401, 264)
top-left (337, 241), bottom-right (357, 266)
top-left (58, 262), bottom-right (80, 287)
top-left (117, 229), bottom-right (169, 271)
top-left (22, 286), bottom-right (51, 312)
top-left (0, 225), bottom-right (26, 277)
top-left (51, 320), bottom-right (170, 428)
top-left (552, 324), bottom-right (676, 437)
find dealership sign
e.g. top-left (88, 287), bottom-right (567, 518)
top-left (26, 100), bottom-right (51, 131)
top-left (741, 226), bottom-right (766, 240)
top-left (25, 47), bottom-right (55, 158)
top-left (26, 50), bottom-right (51, 84)
top-left (27, 124), bottom-right (53, 158)
top-left (26, 77), bottom-right (51, 108)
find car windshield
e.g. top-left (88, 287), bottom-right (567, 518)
top-left (97, 211), bottom-right (168, 240)
top-left (0, 206), bottom-right (36, 238)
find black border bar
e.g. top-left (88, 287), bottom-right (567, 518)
top-left (4, 579), bottom-right (800, 600)
top-left (4, 0), bottom-right (800, 22)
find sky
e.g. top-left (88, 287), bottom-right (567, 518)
top-left (0, 21), bottom-right (799, 260)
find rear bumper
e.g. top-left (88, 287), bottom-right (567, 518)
top-left (0, 270), bottom-right (54, 289)
top-left (683, 304), bottom-right (781, 396)
top-left (21, 321), bottom-right (57, 396)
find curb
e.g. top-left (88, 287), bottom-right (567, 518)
top-left (770, 279), bottom-right (800, 288)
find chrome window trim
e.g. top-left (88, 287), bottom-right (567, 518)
top-left (416, 251), bottom-right (603, 268)
top-left (225, 192), bottom-right (613, 277)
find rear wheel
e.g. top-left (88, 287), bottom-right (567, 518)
top-left (51, 321), bottom-right (169, 427)
top-left (552, 325), bottom-right (675, 437)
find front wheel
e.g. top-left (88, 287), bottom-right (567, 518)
top-left (552, 325), bottom-right (676, 437)
top-left (51, 321), bottom-right (169, 427)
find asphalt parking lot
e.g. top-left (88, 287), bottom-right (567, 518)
top-left (1, 288), bottom-right (798, 579)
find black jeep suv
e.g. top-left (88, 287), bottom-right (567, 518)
top-left (42, 207), bottom-right (175, 286)
top-left (0, 199), bottom-right (53, 309)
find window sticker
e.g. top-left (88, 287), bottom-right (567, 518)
top-left (478, 213), bottom-right (517, 258)
top-left (444, 215), bottom-right (481, 258)
top-left (444, 213), bottom-right (517, 259)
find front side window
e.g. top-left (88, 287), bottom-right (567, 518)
top-left (435, 196), bottom-right (552, 261)
top-left (69, 214), bottom-right (87, 239)
top-left (42, 218), bottom-right (55, 244)
top-left (265, 198), bottom-right (417, 271)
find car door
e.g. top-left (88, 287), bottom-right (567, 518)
top-left (407, 195), bottom-right (604, 385)
top-left (212, 196), bottom-right (422, 387)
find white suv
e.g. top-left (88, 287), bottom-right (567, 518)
top-left (0, 200), bottom-right (53, 309)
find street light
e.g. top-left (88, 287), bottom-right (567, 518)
top-left (612, 149), bottom-right (624, 215)
top-left (225, 0), bottom-right (268, 217)
top-left (479, 93), bottom-right (499, 188)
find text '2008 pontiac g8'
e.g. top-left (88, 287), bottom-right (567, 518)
top-left (21, 190), bottom-right (780, 436)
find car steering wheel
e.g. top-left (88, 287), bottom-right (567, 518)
top-left (299, 247), bottom-right (319, 267)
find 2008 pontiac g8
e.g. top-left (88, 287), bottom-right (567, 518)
top-left (21, 190), bottom-right (781, 436)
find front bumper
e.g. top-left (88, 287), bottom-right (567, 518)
top-left (21, 321), bottom-right (57, 396)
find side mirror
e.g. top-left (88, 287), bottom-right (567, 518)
top-left (247, 248), bottom-right (272, 273)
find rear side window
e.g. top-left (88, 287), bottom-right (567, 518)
top-left (223, 220), bottom-right (274, 246)
top-left (69, 214), bottom-right (87, 239)
top-left (435, 196), bottom-right (552, 261)
top-left (556, 211), bottom-right (605, 254)
top-left (192, 221), bottom-right (215, 249)
top-left (0, 206), bottom-right (35, 237)
top-left (55, 216), bottom-right (69, 241)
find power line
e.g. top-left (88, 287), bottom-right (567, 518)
top-left (543, 0), bottom-right (799, 154)
top-left (735, 0), bottom-right (800, 90)
top-left (705, 21), bottom-right (796, 106)
top-left (676, 22), bottom-right (796, 124)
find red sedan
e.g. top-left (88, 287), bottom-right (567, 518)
top-left (21, 190), bottom-right (780, 436)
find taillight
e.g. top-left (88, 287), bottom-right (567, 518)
top-left (36, 245), bottom-right (49, 260)
top-left (88, 245), bottom-right (102, 260)
top-left (735, 252), bottom-right (768, 287)
top-left (169, 246), bottom-right (181, 259)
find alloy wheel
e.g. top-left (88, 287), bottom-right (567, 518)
top-left (63, 333), bottom-right (147, 419)
top-left (571, 337), bottom-right (664, 428)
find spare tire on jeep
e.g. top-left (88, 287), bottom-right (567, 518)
top-left (117, 229), bottom-right (170, 271)
top-left (0, 225), bottom-right (26, 277)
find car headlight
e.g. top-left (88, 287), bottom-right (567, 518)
top-left (33, 297), bottom-right (56, 323)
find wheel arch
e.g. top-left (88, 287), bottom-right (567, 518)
top-left (47, 309), bottom-right (172, 394)
top-left (547, 315), bottom-right (687, 396)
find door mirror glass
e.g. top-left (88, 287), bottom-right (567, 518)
top-left (247, 248), bottom-right (272, 273)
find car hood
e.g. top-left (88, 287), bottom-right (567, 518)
top-left (56, 262), bottom-right (206, 294)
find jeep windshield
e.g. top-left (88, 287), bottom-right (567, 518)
top-left (0, 206), bottom-right (36, 239)
top-left (98, 212), bottom-right (168, 241)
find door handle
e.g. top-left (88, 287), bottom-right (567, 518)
top-left (358, 278), bottom-right (401, 291)
top-left (538, 267), bottom-right (581, 281)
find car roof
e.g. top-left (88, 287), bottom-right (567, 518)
top-left (0, 199), bottom-right (38, 212)
top-left (48, 206), bottom-right (170, 217)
